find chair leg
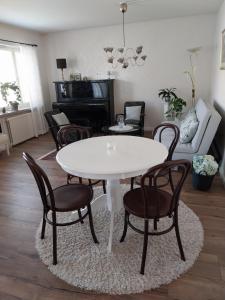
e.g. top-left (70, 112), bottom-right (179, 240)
top-left (130, 177), bottom-right (134, 190)
top-left (87, 204), bottom-right (99, 244)
top-left (169, 169), bottom-right (175, 192)
top-left (140, 219), bottom-right (149, 275)
top-left (52, 212), bottom-right (57, 265)
top-left (102, 180), bottom-right (106, 194)
top-left (41, 211), bottom-right (46, 239)
top-left (6, 143), bottom-right (10, 156)
top-left (78, 209), bottom-right (84, 224)
top-left (120, 211), bottom-right (129, 242)
top-left (67, 174), bottom-right (70, 184)
top-left (154, 218), bottom-right (158, 231)
top-left (174, 211), bottom-right (185, 261)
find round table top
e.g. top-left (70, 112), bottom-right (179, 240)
top-left (56, 135), bottom-right (168, 180)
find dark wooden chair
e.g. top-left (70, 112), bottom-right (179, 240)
top-left (120, 159), bottom-right (191, 275)
top-left (44, 109), bottom-right (65, 151)
top-left (44, 110), bottom-right (93, 151)
top-left (23, 152), bottom-right (98, 265)
top-left (57, 125), bottom-right (106, 193)
top-left (116, 101), bottom-right (145, 136)
top-left (131, 123), bottom-right (180, 190)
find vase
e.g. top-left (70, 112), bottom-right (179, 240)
top-left (163, 102), bottom-right (170, 120)
top-left (192, 171), bottom-right (214, 191)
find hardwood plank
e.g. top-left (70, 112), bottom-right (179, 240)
top-left (0, 133), bottom-right (224, 300)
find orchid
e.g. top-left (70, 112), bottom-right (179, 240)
top-left (184, 47), bottom-right (201, 107)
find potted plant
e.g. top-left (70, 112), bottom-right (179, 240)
top-left (165, 97), bottom-right (186, 120)
top-left (0, 81), bottom-right (22, 111)
top-left (192, 155), bottom-right (218, 191)
top-left (158, 88), bottom-right (177, 119)
top-left (158, 88), bottom-right (186, 120)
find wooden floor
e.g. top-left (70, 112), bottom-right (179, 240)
top-left (0, 133), bottom-right (224, 300)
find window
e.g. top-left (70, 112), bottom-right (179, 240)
top-left (0, 45), bottom-right (21, 107)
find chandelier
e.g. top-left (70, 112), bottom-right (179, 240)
top-left (104, 2), bottom-right (147, 69)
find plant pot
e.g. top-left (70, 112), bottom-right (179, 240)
top-left (192, 171), bottom-right (214, 191)
top-left (9, 102), bottom-right (19, 111)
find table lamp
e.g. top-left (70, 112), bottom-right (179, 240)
top-left (56, 58), bottom-right (67, 81)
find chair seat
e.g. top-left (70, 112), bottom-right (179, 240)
top-left (124, 187), bottom-right (173, 219)
top-left (47, 184), bottom-right (93, 212)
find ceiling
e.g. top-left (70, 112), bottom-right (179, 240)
top-left (0, 0), bottom-right (223, 33)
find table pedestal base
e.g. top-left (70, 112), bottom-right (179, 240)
top-left (85, 179), bottom-right (123, 253)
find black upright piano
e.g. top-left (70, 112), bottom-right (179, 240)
top-left (52, 79), bottom-right (114, 132)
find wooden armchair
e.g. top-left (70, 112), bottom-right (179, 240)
top-left (44, 110), bottom-right (93, 150)
top-left (115, 101), bottom-right (145, 136)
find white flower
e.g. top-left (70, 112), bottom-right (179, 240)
top-left (193, 155), bottom-right (218, 176)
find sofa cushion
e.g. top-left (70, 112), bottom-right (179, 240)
top-left (52, 112), bottom-right (70, 126)
top-left (191, 99), bottom-right (211, 152)
top-left (180, 110), bottom-right (199, 143)
top-left (154, 124), bottom-right (196, 154)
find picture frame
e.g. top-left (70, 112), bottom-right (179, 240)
top-left (220, 29), bottom-right (225, 70)
top-left (69, 73), bottom-right (76, 80)
top-left (74, 73), bottom-right (81, 81)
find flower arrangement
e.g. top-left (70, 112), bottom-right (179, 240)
top-left (193, 155), bottom-right (218, 176)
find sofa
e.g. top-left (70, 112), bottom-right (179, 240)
top-left (155, 98), bottom-right (222, 162)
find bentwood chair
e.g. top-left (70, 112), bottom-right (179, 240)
top-left (57, 125), bottom-right (106, 193)
top-left (130, 123), bottom-right (180, 190)
top-left (23, 152), bottom-right (99, 265)
top-left (121, 159), bottom-right (191, 274)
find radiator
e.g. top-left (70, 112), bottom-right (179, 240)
top-left (7, 112), bottom-right (35, 145)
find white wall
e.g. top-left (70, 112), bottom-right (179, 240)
top-left (44, 14), bottom-right (216, 129)
top-left (211, 0), bottom-right (225, 182)
top-left (0, 23), bottom-right (51, 110)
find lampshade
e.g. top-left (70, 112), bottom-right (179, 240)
top-left (56, 58), bottom-right (67, 69)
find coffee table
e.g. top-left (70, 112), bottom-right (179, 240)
top-left (102, 124), bottom-right (141, 136)
top-left (56, 135), bottom-right (168, 252)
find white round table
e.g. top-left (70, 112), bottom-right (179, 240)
top-left (56, 135), bottom-right (168, 252)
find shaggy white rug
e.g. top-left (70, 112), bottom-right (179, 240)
top-left (35, 184), bottom-right (204, 295)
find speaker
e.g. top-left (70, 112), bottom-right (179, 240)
top-left (56, 58), bottom-right (67, 69)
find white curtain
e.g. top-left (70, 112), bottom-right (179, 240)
top-left (17, 45), bottom-right (47, 136)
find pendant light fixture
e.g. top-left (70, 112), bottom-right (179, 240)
top-left (104, 2), bottom-right (147, 69)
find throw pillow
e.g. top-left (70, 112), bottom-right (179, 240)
top-left (125, 106), bottom-right (142, 121)
top-left (180, 110), bottom-right (199, 144)
top-left (52, 112), bottom-right (70, 126)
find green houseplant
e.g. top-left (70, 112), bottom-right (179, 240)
top-left (0, 81), bottom-right (22, 111)
top-left (158, 88), bottom-right (177, 103)
top-left (192, 155), bottom-right (218, 191)
top-left (158, 88), bottom-right (186, 120)
top-left (165, 97), bottom-right (186, 119)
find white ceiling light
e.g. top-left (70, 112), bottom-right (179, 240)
top-left (103, 2), bottom-right (147, 69)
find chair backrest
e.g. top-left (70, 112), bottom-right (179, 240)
top-left (23, 152), bottom-right (55, 211)
top-left (153, 123), bottom-right (180, 161)
top-left (124, 101), bottom-right (145, 127)
top-left (57, 125), bottom-right (92, 148)
top-left (141, 160), bottom-right (191, 219)
top-left (44, 109), bottom-right (61, 150)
